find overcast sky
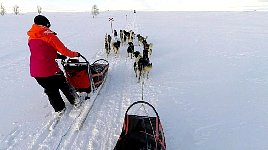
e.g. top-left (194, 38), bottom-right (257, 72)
top-left (1, 0), bottom-right (268, 12)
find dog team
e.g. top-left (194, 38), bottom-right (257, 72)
top-left (104, 29), bottom-right (153, 82)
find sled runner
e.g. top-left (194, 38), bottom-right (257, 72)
top-left (33, 55), bottom-right (108, 132)
top-left (114, 101), bottom-right (166, 150)
top-left (62, 56), bottom-right (109, 94)
top-left (47, 55), bottom-right (109, 132)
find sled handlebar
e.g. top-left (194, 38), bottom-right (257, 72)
top-left (92, 59), bottom-right (109, 65)
top-left (125, 101), bottom-right (160, 119)
top-left (61, 54), bottom-right (109, 67)
top-left (78, 55), bottom-right (109, 66)
top-left (80, 55), bottom-right (89, 63)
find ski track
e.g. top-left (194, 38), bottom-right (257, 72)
top-left (27, 104), bottom-right (76, 149)
top-left (0, 125), bottom-right (21, 150)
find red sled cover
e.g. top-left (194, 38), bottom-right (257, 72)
top-left (65, 63), bottom-right (91, 92)
top-left (63, 58), bottom-right (109, 93)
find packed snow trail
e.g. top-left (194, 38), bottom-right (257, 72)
top-left (56, 13), bottom-right (159, 148)
top-left (57, 51), bottom-right (159, 149)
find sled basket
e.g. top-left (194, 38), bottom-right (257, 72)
top-left (62, 56), bottom-right (109, 93)
top-left (114, 101), bottom-right (166, 150)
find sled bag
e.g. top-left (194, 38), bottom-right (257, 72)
top-left (114, 115), bottom-right (166, 150)
top-left (90, 63), bottom-right (109, 88)
top-left (65, 63), bottom-right (91, 92)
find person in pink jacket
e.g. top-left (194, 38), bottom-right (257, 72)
top-left (27, 15), bottom-right (80, 117)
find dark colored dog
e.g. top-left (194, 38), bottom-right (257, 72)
top-left (137, 57), bottom-right (152, 82)
top-left (104, 34), bottom-right (111, 57)
top-left (133, 51), bottom-right (142, 78)
top-left (114, 30), bottom-right (118, 37)
top-left (133, 51), bottom-right (141, 60)
top-left (123, 30), bottom-right (130, 44)
top-left (129, 31), bottom-right (134, 43)
top-left (112, 40), bottom-right (121, 55)
top-left (137, 34), bottom-right (147, 46)
top-left (105, 41), bottom-right (109, 56)
top-left (124, 30), bottom-right (130, 39)
top-left (127, 42), bottom-right (134, 58)
top-left (107, 34), bottom-right (112, 49)
top-left (143, 43), bottom-right (153, 56)
top-left (133, 51), bottom-right (152, 82)
top-left (143, 49), bottom-right (149, 58)
top-left (120, 30), bottom-right (124, 42)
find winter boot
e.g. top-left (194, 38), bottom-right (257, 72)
top-left (55, 107), bottom-right (66, 119)
top-left (73, 98), bottom-right (82, 109)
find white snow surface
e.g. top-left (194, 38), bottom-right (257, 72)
top-left (1, 11), bottom-right (268, 150)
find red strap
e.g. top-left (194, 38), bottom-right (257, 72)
top-left (125, 116), bottom-right (129, 134)
top-left (156, 117), bottom-right (159, 137)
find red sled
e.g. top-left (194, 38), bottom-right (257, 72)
top-left (62, 56), bottom-right (109, 93)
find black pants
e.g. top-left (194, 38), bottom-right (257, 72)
top-left (35, 72), bottom-right (77, 112)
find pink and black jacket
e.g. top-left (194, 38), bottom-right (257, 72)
top-left (27, 24), bottom-right (78, 77)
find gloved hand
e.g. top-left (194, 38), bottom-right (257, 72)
top-left (77, 52), bottom-right (81, 57)
top-left (57, 54), bottom-right (67, 60)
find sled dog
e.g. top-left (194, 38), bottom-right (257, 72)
top-left (104, 34), bottom-right (110, 56)
top-left (112, 40), bottom-right (121, 56)
top-left (127, 42), bottom-right (134, 58)
top-left (133, 51), bottom-right (152, 82)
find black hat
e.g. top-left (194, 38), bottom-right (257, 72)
top-left (34, 15), bottom-right (51, 28)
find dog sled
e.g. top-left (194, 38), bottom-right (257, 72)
top-left (114, 101), bottom-right (166, 150)
top-left (59, 55), bottom-right (109, 130)
top-left (62, 55), bottom-right (109, 94)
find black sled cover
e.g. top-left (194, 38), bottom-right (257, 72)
top-left (114, 101), bottom-right (166, 150)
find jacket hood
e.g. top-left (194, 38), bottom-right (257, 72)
top-left (27, 24), bottom-right (55, 38)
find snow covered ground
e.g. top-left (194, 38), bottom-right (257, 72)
top-left (1, 11), bottom-right (268, 150)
